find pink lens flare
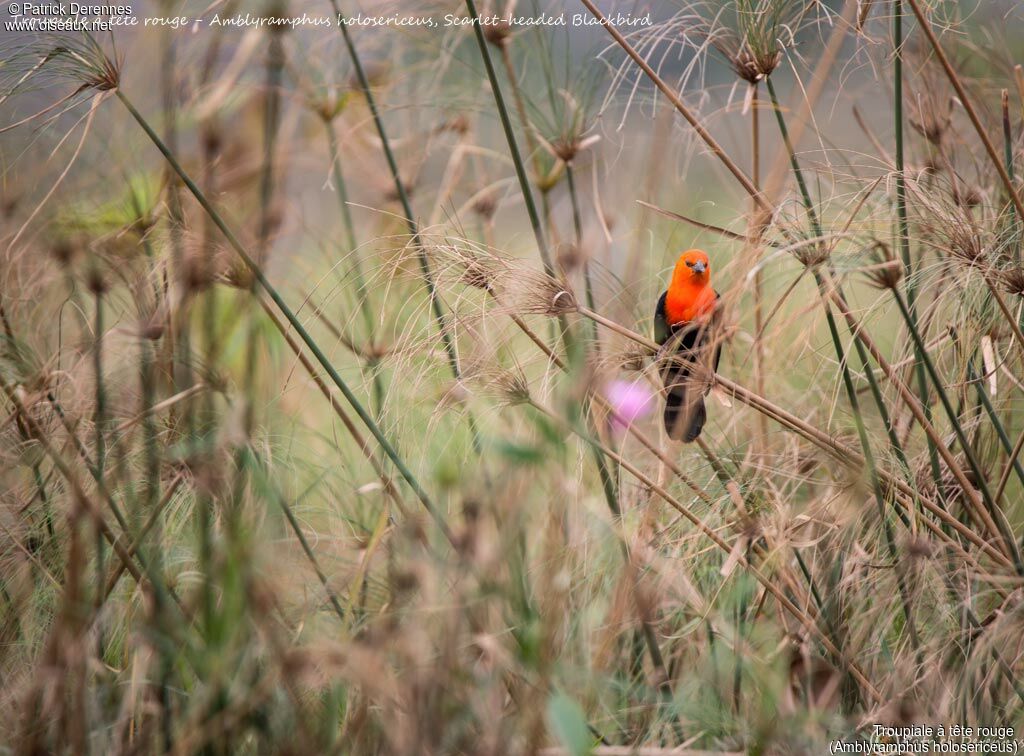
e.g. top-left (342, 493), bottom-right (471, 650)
top-left (604, 379), bottom-right (655, 435)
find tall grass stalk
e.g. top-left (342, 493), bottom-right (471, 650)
top-left (761, 75), bottom-right (925, 546)
top-left (564, 164), bottom-right (597, 320)
top-left (90, 284), bottom-right (107, 656)
top-left (824, 283), bottom-right (1017, 567)
top-left (750, 82), bottom-right (768, 441)
top-left (821, 275), bottom-right (916, 514)
top-left (462, 0), bottom-right (554, 273)
top-left (962, 355), bottom-right (1024, 496)
top-left (495, 37), bottom-right (552, 225)
top-left (1004, 90), bottom-right (1023, 276)
top-left (329, 1), bottom-right (484, 457)
top-left (101, 475), bottom-right (184, 601)
top-left (461, 0), bottom-right (621, 526)
top-left (813, 278), bottom-right (920, 648)
top-left (258, 296), bottom-right (406, 512)
top-left (765, 76), bottom-right (931, 536)
top-left (252, 459), bottom-right (348, 622)
top-left (560, 162), bottom-right (621, 517)
top-left (241, 18), bottom-right (286, 439)
top-left (819, 274), bottom-right (978, 504)
top-left (997, 431), bottom-right (1024, 505)
top-left (894, 0), bottom-right (945, 497)
top-left (1004, 89), bottom-right (1023, 275)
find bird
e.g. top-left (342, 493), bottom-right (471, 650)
top-left (653, 249), bottom-right (721, 442)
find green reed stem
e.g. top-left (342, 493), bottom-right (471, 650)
top-left (92, 289), bottom-right (106, 489)
top-left (765, 79), bottom-right (821, 235)
top-left (766, 75), bottom-right (920, 501)
top-left (828, 283), bottom-right (917, 526)
top-left (765, 79), bottom-right (915, 519)
top-left (324, 118), bottom-right (370, 330)
top-left (92, 288), bottom-right (107, 659)
top-left (330, 3), bottom-right (482, 458)
top-left (895, 0), bottom-right (944, 489)
top-left (462, 1), bottom-right (620, 518)
top-left (116, 90), bottom-right (453, 545)
top-left (162, 20), bottom-right (190, 414)
top-left (1004, 92), bottom-right (1016, 186)
top-left (241, 23), bottom-right (285, 439)
top-left (31, 464), bottom-right (55, 540)
top-left (963, 355), bottom-right (1024, 495)
top-left (140, 337), bottom-right (161, 586)
top-left (1004, 91), bottom-right (1022, 273)
top-left (565, 164), bottom-right (597, 321)
top-left (462, 0), bottom-right (554, 274)
top-left (323, 117), bottom-right (386, 418)
top-left (564, 162), bottom-right (619, 510)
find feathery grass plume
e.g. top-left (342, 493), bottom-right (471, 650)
top-left (908, 178), bottom-right (991, 267)
top-left (475, 364), bottom-right (532, 408)
top-left (524, 42), bottom-right (602, 170)
top-left (1000, 266), bottom-right (1024, 298)
top-left (0, 34), bottom-right (119, 98)
top-left (787, 233), bottom-right (832, 270)
top-left (509, 269), bottom-right (579, 317)
top-left (700, 0), bottom-right (808, 84)
top-left (457, 253), bottom-right (504, 293)
top-left (862, 241), bottom-right (904, 291)
top-left (423, 235), bottom-right (511, 295)
top-left (907, 66), bottom-right (953, 148)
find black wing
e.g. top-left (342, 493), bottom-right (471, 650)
top-left (653, 290), bottom-right (669, 346)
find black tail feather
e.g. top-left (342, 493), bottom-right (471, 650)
top-left (663, 385), bottom-right (706, 442)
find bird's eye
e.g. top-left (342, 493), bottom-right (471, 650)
top-left (685, 261), bottom-right (694, 268)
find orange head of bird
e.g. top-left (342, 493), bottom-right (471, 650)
top-left (671, 249), bottom-right (711, 288)
top-left (665, 249), bottom-right (716, 324)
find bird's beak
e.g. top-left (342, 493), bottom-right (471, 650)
top-left (691, 261), bottom-right (706, 274)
